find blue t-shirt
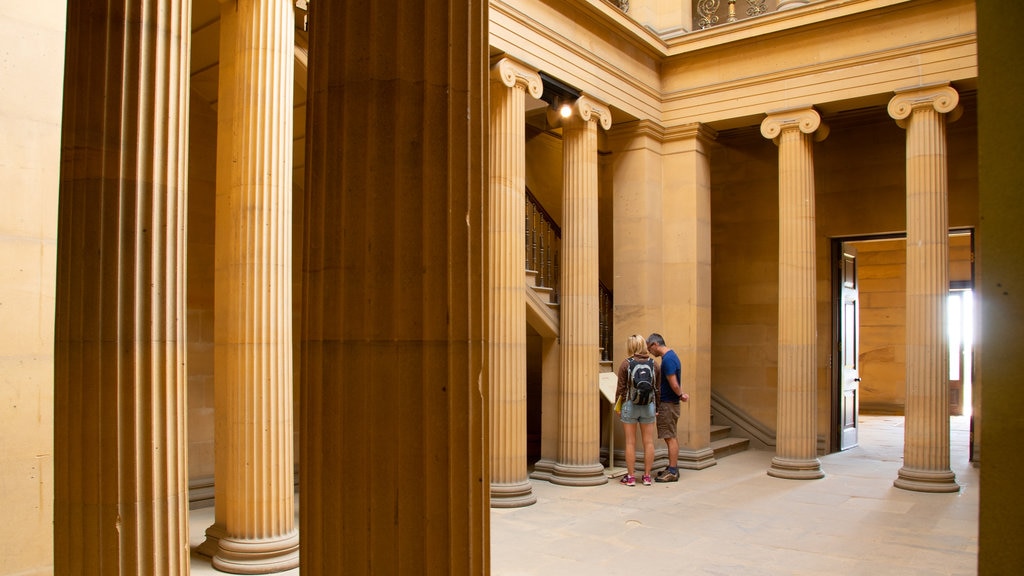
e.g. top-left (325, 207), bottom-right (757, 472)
top-left (660, 349), bottom-right (682, 403)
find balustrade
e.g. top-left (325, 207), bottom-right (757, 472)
top-left (524, 190), bottom-right (613, 363)
top-left (526, 190), bottom-right (561, 304)
top-left (696, 0), bottom-right (770, 29)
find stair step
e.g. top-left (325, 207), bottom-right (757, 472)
top-left (709, 423), bottom-right (750, 459)
top-left (710, 423), bottom-right (732, 442)
top-left (711, 436), bottom-right (750, 459)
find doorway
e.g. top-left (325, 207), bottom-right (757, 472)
top-left (831, 230), bottom-right (975, 452)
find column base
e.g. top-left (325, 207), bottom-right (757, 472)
top-left (894, 466), bottom-right (960, 493)
top-left (213, 530), bottom-right (300, 575)
top-left (549, 462), bottom-right (608, 487)
top-left (490, 479), bottom-right (537, 508)
top-left (677, 447), bottom-right (717, 471)
top-left (195, 522), bottom-right (226, 559)
top-left (529, 458), bottom-right (556, 482)
top-left (767, 456), bottom-right (824, 480)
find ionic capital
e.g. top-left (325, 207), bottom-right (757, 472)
top-left (574, 95), bottom-right (613, 130)
top-left (760, 106), bottom-right (828, 144)
top-left (888, 82), bottom-right (961, 128)
top-left (490, 57), bottom-right (543, 99)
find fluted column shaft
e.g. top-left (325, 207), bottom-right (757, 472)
top-left (761, 107), bottom-right (827, 480)
top-left (488, 58), bottom-right (541, 508)
top-left (300, 1), bottom-right (489, 573)
top-left (889, 83), bottom-right (961, 493)
top-left (552, 96), bottom-right (612, 487)
top-left (204, 0), bottom-right (299, 572)
top-left (54, 0), bottom-right (191, 573)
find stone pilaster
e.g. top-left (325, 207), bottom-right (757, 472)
top-left (299, 1), bottom-right (489, 573)
top-left (664, 123), bottom-right (718, 469)
top-left (54, 0), bottom-right (191, 572)
top-left (488, 57), bottom-right (541, 508)
top-left (606, 121), bottom-right (665, 362)
top-left (201, 1), bottom-right (299, 572)
top-left (551, 95), bottom-right (612, 487)
top-left (888, 83), bottom-right (961, 493)
top-left (529, 334), bottom-right (562, 482)
top-left (761, 106), bottom-right (827, 480)
top-left (605, 120), bottom-right (665, 468)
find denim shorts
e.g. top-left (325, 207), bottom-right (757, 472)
top-left (620, 400), bottom-right (656, 424)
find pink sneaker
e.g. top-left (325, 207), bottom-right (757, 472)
top-left (642, 474), bottom-right (652, 486)
top-left (620, 474), bottom-right (636, 487)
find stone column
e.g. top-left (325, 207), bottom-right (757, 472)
top-left (761, 106), bottom-right (827, 480)
top-left (199, 0), bottom-right (299, 572)
top-left (300, 1), bottom-right (489, 573)
top-left (54, 0), bottom-right (191, 573)
top-left (888, 83), bottom-right (961, 493)
top-left (551, 95), bottom-right (612, 487)
top-left (489, 57), bottom-right (541, 508)
top-left (664, 123), bottom-right (717, 470)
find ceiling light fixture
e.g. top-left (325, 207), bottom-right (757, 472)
top-left (538, 71), bottom-right (581, 120)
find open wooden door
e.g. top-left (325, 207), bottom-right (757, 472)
top-left (839, 244), bottom-right (860, 450)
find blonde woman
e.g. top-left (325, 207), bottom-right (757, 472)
top-left (614, 334), bottom-right (660, 486)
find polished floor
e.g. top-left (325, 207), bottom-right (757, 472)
top-left (190, 415), bottom-right (978, 575)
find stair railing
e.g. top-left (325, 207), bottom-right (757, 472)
top-left (525, 189), bottom-right (560, 304)
top-left (525, 189), bottom-right (613, 362)
top-left (599, 282), bottom-right (613, 362)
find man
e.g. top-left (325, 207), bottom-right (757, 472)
top-left (647, 333), bottom-right (689, 482)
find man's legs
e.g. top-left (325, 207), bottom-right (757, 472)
top-left (666, 436), bottom-right (679, 469)
top-left (656, 402), bottom-right (681, 482)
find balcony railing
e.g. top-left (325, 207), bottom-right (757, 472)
top-left (607, 0), bottom-right (776, 31)
top-left (695, 0), bottom-right (770, 29)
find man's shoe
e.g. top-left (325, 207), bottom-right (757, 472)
top-left (655, 469), bottom-right (679, 483)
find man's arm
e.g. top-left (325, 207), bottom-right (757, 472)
top-left (667, 373), bottom-right (689, 401)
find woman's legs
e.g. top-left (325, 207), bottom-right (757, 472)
top-left (623, 422), bottom-right (637, 478)
top-left (640, 422), bottom-right (656, 478)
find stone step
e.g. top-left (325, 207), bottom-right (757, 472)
top-left (712, 435), bottom-right (751, 459)
top-left (710, 423), bottom-right (750, 459)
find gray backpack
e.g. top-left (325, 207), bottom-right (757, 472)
top-left (628, 358), bottom-right (656, 405)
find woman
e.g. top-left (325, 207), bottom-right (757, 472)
top-left (614, 333), bottom-right (660, 486)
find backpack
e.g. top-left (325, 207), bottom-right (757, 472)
top-left (628, 357), bottom-right (656, 405)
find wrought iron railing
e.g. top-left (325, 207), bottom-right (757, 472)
top-left (696, 0), bottom-right (769, 29)
top-left (524, 189), bottom-right (614, 362)
top-left (599, 281), bottom-right (613, 362)
top-left (525, 189), bottom-right (560, 305)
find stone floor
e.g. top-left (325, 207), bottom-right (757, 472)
top-left (191, 415), bottom-right (978, 575)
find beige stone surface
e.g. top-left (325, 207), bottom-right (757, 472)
top-left (8, 0), bottom-right (1019, 572)
top-left (0, 2), bottom-right (64, 574)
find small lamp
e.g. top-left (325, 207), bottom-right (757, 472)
top-left (538, 72), bottom-right (581, 120)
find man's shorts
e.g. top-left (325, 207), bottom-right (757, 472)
top-left (657, 401), bottom-right (680, 439)
top-left (620, 400), bottom-right (656, 424)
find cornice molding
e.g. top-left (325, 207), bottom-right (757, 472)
top-left (664, 122), bottom-right (719, 143)
top-left (662, 33), bottom-right (976, 106)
